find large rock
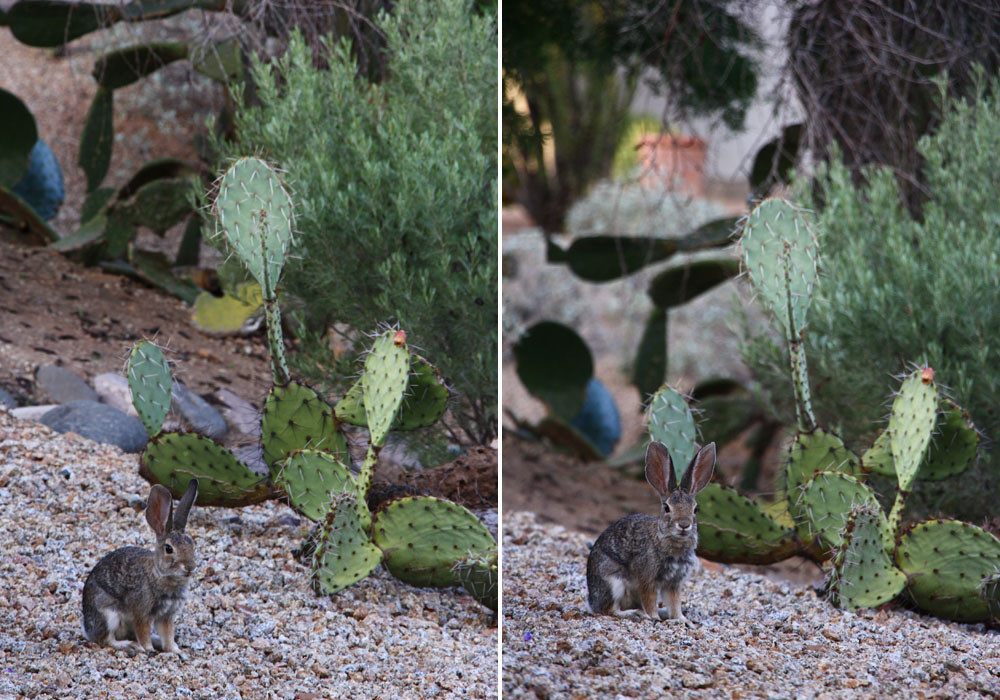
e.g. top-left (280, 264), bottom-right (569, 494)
top-left (0, 387), bottom-right (16, 409)
top-left (92, 373), bottom-right (138, 417)
top-left (171, 383), bottom-right (228, 440)
top-left (39, 400), bottom-right (148, 453)
top-left (35, 365), bottom-right (98, 404)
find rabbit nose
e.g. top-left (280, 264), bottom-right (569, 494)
top-left (677, 521), bottom-right (692, 531)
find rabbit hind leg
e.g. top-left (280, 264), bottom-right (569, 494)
top-left (98, 608), bottom-right (144, 652)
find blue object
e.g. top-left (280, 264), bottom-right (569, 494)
top-left (12, 139), bottom-right (64, 220)
top-left (570, 377), bottom-right (622, 457)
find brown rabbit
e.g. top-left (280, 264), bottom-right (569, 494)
top-left (586, 441), bottom-right (715, 623)
top-left (82, 479), bottom-right (198, 654)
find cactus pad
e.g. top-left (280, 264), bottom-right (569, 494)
top-left (896, 519), bottom-right (1000, 622)
top-left (394, 355), bottom-right (449, 430)
top-left (861, 429), bottom-right (894, 477)
top-left (828, 504), bottom-right (906, 610)
top-left (312, 491), bottom-right (383, 595)
top-left (921, 400), bottom-right (978, 481)
top-left (695, 483), bottom-right (799, 565)
top-left (782, 428), bottom-right (860, 500)
top-left (452, 551), bottom-right (498, 612)
top-left (888, 368), bottom-right (938, 492)
top-left (335, 355), bottom-right (449, 432)
top-left (212, 157), bottom-right (293, 296)
top-left (140, 432), bottom-right (276, 507)
top-left (979, 572), bottom-right (1000, 625)
top-left (740, 198), bottom-right (818, 341)
top-left (262, 381), bottom-right (346, 476)
top-left (363, 330), bottom-right (411, 447)
top-left (647, 385), bottom-right (697, 477)
top-left (794, 471), bottom-right (886, 551)
top-left (126, 340), bottom-right (172, 437)
top-left (275, 449), bottom-right (360, 523)
top-left (372, 496), bottom-right (497, 587)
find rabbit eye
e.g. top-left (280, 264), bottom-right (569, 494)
top-left (164, 543), bottom-right (174, 555)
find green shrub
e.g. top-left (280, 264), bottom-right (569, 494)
top-left (742, 72), bottom-right (1000, 520)
top-left (216, 0), bottom-right (497, 446)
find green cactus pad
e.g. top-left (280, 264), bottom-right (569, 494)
top-left (126, 340), bottom-right (172, 437)
top-left (740, 198), bottom-right (818, 341)
top-left (795, 471), bottom-right (887, 551)
top-left (922, 400), bottom-right (978, 481)
top-left (357, 445), bottom-right (378, 502)
top-left (372, 496), bottom-right (497, 588)
top-left (335, 355), bottom-right (448, 432)
top-left (888, 368), bottom-right (938, 492)
top-left (782, 428), bottom-right (860, 499)
top-left (896, 519), bottom-right (1000, 622)
top-left (275, 449), bottom-right (364, 525)
top-left (828, 505), bottom-right (906, 611)
top-left (334, 380), bottom-right (367, 427)
top-left (452, 551), bottom-right (498, 612)
top-left (861, 429), bottom-right (894, 477)
top-left (363, 330), bottom-right (411, 447)
top-left (647, 385), bottom-right (697, 477)
top-left (213, 156), bottom-right (294, 296)
top-left (262, 381), bottom-right (347, 477)
top-left (695, 483), bottom-right (799, 565)
top-left (979, 573), bottom-right (1000, 625)
top-left (191, 282), bottom-right (264, 336)
top-left (394, 355), bottom-right (449, 430)
top-left (140, 432), bottom-right (276, 507)
top-left (312, 491), bottom-right (383, 595)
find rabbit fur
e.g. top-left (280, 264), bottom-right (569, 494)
top-left (82, 479), bottom-right (198, 655)
top-left (586, 442), bottom-right (715, 623)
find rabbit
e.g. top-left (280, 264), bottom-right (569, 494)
top-left (82, 479), bottom-right (199, 655)
top-left (586, 441), bottom-right (715, 623)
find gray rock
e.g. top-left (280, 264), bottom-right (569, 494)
top-left (232, 443), bottom-right (268, 476)
top-left (93, 373), bottom-right (138, 417)
top-left (11, 404), bottom-right (59, 421)
top-left (35, 365), bottom-right (98, 404)
top-left (172, 382), bottom-right (228, 440)
top-left (39, 400), bottom-right (148, 453)
top-left (216, 388), bottom-right (260, 438)
top-left (0, 387), bottom-right (16, 409)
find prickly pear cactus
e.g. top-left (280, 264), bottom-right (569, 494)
top-left (212, 156), bottom-right (293, 296)
top-left (647, 385), bottom-right (697, 477)
top-left (126, 340), bottom-right (172, 437)
top-left (861, 429), bottom-right (894, 477)
top-left (140, 432), bottom-right (276, 507)
top-left (371, 495), bottom-right (496, 588)
top-left (886, 368), bottom-right (938, 534)
top-left (896, 518), bottom-right (1000, 622)
top-left (262, 381), bottom-right (346, 476)
top-left (740, 199), bottom-right (819, 429)
top-left (312, 491), bottom-right (383, 595)
top-left (276, 449), bottom-right (364, 526)
top-left (920, 400), bottom-right (978, 481)
top-left (979, 572), bottom-right (1000, 625)
top-left (363, 329), bottom-right (411, 447)
top-left (452, 551), bottom-right (498, 612)
top-left (695, 483), bottom-right (799, 565)
top-left (794, 471), bottom-right (887, 551)
top-left (828, 504), bottom-right (906, 610)
top-left (782, 428), bottom-right (860, 499)
top-left (335, 354), bottom-right (449, 432)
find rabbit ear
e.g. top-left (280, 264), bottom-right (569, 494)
top-left (145, 484), bottom-right (173, 538)
top-left (680, 442), bottom-right (716, 494)
top-left (172, 479), bottom-right (199, 532)
top-left (645, 441), bottom-right (677, 496)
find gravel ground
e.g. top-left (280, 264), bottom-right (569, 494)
top-left (502, 511), bottom-right (1000, 699)
top-left (0, 411), bottom-right (498, 700)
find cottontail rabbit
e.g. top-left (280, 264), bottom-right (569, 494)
top-left (587, 441), bottom-right (715, 623)
top-left (82, 479), bottom-right (199, 654)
